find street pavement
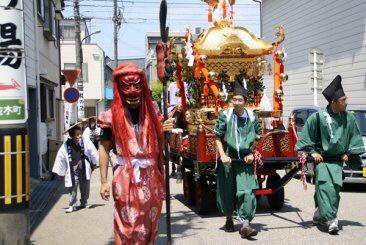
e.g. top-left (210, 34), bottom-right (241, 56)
top-left (31, 168), bottom-right (366, 245)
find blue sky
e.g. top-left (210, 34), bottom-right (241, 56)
top-left (63, 0), bottom-right (261, 59)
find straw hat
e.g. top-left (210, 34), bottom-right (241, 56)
top-left (63, 122), bottom-right (83, 135)
top-left (80, 116), bottom-right (97, 122)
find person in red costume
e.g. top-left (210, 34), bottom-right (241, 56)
top-left (98, 63), bottom-right (165, 245)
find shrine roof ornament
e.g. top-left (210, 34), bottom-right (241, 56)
top-left (194, 20), bottom-right (283, 59)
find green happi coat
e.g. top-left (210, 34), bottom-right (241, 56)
top-left (214, 108), bottom-right (261, 221)
top-left (295, 108), bottom-right (365, 222)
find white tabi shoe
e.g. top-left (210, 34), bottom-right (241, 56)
top-left (65, 206), bottom-right (75, 213)
top-left (328, 219), bottom-right (339, 235)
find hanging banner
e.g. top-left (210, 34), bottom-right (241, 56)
top-left (0, 0), bottom-right (27, 124)
top-left (64, 101), bottom-right (71, 130)
top-left (77, 90), bottom-right (85, 119)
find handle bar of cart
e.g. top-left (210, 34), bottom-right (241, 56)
top-left (228, 156), bottom-right (341, 195)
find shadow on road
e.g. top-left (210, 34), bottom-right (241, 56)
top-left (256, 197), bottom-right (302, 214)
top-left (105, 238), bottom-right (114, 245)
top-left (341, 183), bottom-right (366, 193)
top-left (156, 210), bottom-right (205, 244)
top-left (314, 219), bottom-right (364, 234)
top-left (61, 203), bottom-right (106, 212)
top-left (31, 182), bottom-right (107, 234)
top-left (173, 193), bottom-right (222, 218)
top-left (339, 219), bottom-right (364, 228)
top-left (173, 193), bottom-right (304, 219)
top-left (30, 181), bottom-right (64, 234)
top-left (87, 204), bottom-right (106, 209)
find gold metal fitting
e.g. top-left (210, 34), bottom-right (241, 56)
top-left (219, 92), bottom-right (226, 100)
top-left (274, 89), bottom-right (284, 98)
top-left (280, 73), bottom-right (288, 82)
top-left (275, 50), bottom-right (284, 60)
top-left (208, 71), bottom-right (216, 79)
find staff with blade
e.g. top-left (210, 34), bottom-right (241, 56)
top-left (157, 0), bottom-right (175, 243)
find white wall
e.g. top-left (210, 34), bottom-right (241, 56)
top-left (24, 0), bottom-right (37, 88)
top-left (24, 0), bottom-right (64, 177)
top-left (82, 45), bottom-right (105, 100)
top-left (262, 0), bottom-right (366, 119)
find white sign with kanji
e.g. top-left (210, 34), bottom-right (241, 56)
top-left (0, 0), bottom-right (27, 124)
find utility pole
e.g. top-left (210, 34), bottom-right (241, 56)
top-left (113, 0), bottom-right (122, 68)
top-left (74, 0), bottom-right (84, 120)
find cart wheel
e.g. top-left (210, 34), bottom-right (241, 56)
top-left (183, 171), bottom-right (195, 205)
top-left (266, 173), bottom-right (285, 210)
top-left (195, 177), bottom-right (209, 214)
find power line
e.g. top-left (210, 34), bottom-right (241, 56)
top-left (82, 10), bottom-right (259, 16)
top-left (65, 2), bottom-right (257, 7)
top-left (66, 0), bottom-right (255, 5)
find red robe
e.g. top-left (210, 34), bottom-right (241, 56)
top-left (99, 108), bottom-right (164, 245)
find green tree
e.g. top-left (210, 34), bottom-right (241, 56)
top-left (150, 80), bottom-right (163, 107)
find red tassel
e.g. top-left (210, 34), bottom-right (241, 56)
top-left (203, 84), bottom-right (209, 96)
top-left (208, 7), bottom-right (213, 22)
top-left (215, 99), bottom-right (218, 116)
top-left (223, 1), bottom-right (227, 18)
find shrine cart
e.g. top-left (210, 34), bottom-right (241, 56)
top-left (163, 2), bottom-right (308, 214)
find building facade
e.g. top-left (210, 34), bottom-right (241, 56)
top-left (24, 0), bottom-right (65, 179)
top-left (60, 19), bottom-right (106, 119)
top-left (261, 0), bottom-right (366, 120)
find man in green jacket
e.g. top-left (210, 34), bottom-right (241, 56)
top-left (214, 78), bottom-right (261, 238)
top-left (295, 75), bottom-right (365, 234)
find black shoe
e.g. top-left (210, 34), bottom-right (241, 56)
top-left (224, 219), bottom-right (235, 232)
top-left (239, 225), bottom-right (258, 238)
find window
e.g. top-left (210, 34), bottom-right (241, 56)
top-left (37, 0), bottom-right (44, 20)
top-left (61, 25), bottom-right (75, 41)
top-left (55, 19), bottom-right (60, 47)
top-left (43, 0), bottom-right (56, 41)
top-left (40, 82), bottom-right (55, 122)
top-left (40, 84), bottom-right (47, 122)
top-left (51, 4), bottom-right (56, 40)
top-left (64, 63), bottom-right (76, 70)
top-left (85, 107), bottom-right (96, 118)
top-left (93, 54), bottom-right (100, 61)
top-left (48, 89), bottom-right (54, 119)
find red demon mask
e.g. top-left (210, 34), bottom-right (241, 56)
top-left (118, 74), bottom-right (143, 109)
top-left (114, 64), bottom-right (145, 109)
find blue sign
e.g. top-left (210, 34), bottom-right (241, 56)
top-left (105, 86), bottom-right (113, 100)
top-left (64, 87), bottom-right (80, 103)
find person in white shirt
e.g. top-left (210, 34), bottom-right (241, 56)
top-left (82, 117), bottom-right (101, 150)
top-left (53, 123), bottom-right (99, 213)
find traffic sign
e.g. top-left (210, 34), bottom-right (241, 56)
top-left (62, 69), bottom-right (81, 87)
top-left (64, 87), bottom-right (80, 103)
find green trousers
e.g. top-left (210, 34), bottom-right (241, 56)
top-left (314, 162), bottom-right (342, 222)
top-left (216, 161), bottom-right (258, 221)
